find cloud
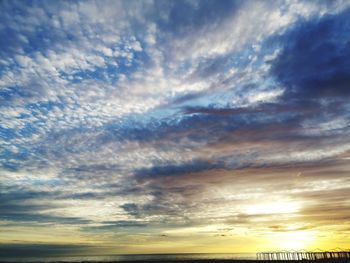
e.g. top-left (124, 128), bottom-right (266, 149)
top-left (1, 0), bottom-right (350, 255)
top-left (0, 188), bottom-right (92, 225)
top-left (271, 8), bottom-right (350, 99)
top-left (84, 220), bottom-right (147, 232)
top-left (135, 159), bottom-right (224, 178)
top-left (0, 243), bottom-right (106, 257)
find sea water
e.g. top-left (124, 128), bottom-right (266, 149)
top-left (0, 253), bottom-right (256, 262)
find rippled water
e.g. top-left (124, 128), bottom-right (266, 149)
top-left (0, 253), bottom-right (256, 262)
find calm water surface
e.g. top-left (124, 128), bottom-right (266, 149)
top-left (0, 253), bottom-right (256, 262)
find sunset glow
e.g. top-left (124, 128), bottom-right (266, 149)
top-left (1, 0), bottom-right (350, 258)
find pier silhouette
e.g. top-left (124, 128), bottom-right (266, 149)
top-left (257, 249), bottom-right (350, 261)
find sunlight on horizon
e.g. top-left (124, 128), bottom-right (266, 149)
top-left (1, 0), bottom-right (350, 258)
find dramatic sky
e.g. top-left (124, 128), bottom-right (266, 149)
top-left (1, 0), bottom-right (350, 257)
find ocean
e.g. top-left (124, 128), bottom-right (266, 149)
top-left (0, 253), bottom-right (256, 262)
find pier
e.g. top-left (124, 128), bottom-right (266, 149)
top-left (256, 251), bottom-right (350, 261)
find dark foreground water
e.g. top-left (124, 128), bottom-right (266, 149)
top-left (0, 253), bottom-right (256, 262)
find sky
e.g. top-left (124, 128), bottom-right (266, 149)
top-left (1, 0), bottom-right (350, 257)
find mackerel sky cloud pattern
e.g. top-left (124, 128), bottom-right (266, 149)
top-left (1, 0), bottom-right (350, 255)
